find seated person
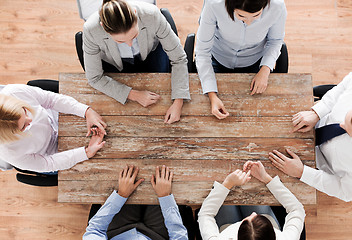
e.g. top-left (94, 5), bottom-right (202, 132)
top-left (269, 72), bottom-right (352, 202)
top-left (0, 84), bottom-right (106, 172)
top-left (83, 165), bottom-right (188, 239)
top-left (198, 161), bottom-right (305, 240)
top-left (83, 0), bottom-right (191, 124)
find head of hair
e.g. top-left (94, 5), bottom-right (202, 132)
top-left (99, 0), bottom-right (138, 34)
top-left (0, 94), bottom-right (34, 143)
top-left (225, 0), bottom-right (270, 21)
top-left (238, 215), bottom-right (276, 240)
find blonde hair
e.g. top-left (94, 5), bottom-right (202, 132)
top-left (100, 0), bottom-right (137, 34)
top-left (0, 94), bottom-right (35, 143)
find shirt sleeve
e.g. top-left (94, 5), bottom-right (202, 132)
top-left (195, 1), bottom-right (218, 94)
top-left (198, 181), bottom-right (230, 240)
top-left (260, 3), bottom-right (287, 70)
top-left (266, 176), bottom-right (306, 240)
top-left (153, 7), bottom-right (190, 100)
top-left (300, 165), bottom-right (352, 202)
top-left (6, 147), bottom-right (88, 172)
top-left (158, 194), bottom-right (188, 240)
top-left (83, 191), bottom-right (127, 240)
top-left (312, 72), bottom-right (352, 119)
top-left (83, 24), bottom-right (132, 104)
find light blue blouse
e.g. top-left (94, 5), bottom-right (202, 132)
top-left (195, 0), bottom-right (287, 94)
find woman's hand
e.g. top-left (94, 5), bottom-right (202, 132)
top-left (164, 99), bottom-right (183, 124)
top-left (85, 130), bottom-right (106, 158)
top-left (128, 89), bottom-right (160, 107)
top-left (151, 165), bottom-right (173, 197)
top-left (250, 66), bottom-right (270, 95)
top-left (243, 161), bottom-right (272, 184)
top-left (222, 169), bottom-right (251, 190)
top-left (269, 148), bottom-right (304, 178)
top-left (208, 92), bottom-right (230, 119)
top-left (85, 108), bottom-right (107, 137)
top-left (292, 110), bottom-right (320, 133)
top-left (117, 165), bottom-right (144, 198)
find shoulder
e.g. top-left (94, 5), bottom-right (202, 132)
top-left (84, 11), bottom-right (103, 33)
top-left (1, 84), bottom-right (41, 106)
top-left (268, 0), bottom-right (287, 12)
top-left (204, 0), bottom-right (226, 9)
top-left (131, 1), bottom-right (159, 18)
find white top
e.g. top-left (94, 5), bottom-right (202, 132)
top-left (300, 72), bottom-right (352, 202)
top-left (0, 84), bottom-right (89, 172)
top-left (117, 38), bottom-right (141, 60)
top-left (198, 176), bottom-right (305, 240)
top-left (195, 0), bottom-right (287, 94)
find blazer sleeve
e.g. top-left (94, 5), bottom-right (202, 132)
top-left (195, 1), bottom-right (218, 94)
top-left (198, 181), bottom-right (230, 240)
top-left (260, 2), bottom-right (287, 70)
top-left (266, 176), bottom-right (306, 240)
top-left (83, 24), bottom-right (132, 104)
top-left (153, 8), bottom-right (190, 100)
top-left (300, 165), bottom-right (352, 202)
top-left (312, 72), bottom-right (352, 119)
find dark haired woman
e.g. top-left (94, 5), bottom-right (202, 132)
top-left (83, 0), bottom-right (190, 124)
top-left (198, 161), bottom-right (305, 240)
top-left (195, 0), bottom-right (287, 119)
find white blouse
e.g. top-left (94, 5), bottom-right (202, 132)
top-left (0, 84), bottom-right (89, 172)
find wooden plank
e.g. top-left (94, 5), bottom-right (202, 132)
top-left (58, 137), bottom-right (314, 161)
top-left (58, 159), bottom-right (316, 181)
top-left (58, 115), bottom-right (314, 138)
top-left (58, 180), bottom-right (316, 205)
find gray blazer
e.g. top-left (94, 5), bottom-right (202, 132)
top-left (83, 1), bottom-right (190, 104)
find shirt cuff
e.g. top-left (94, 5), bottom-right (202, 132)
top-left (260, 56), bottom-right (276, 71)
top-left (76, 146), bottom-right (89, 162)
top-left (76, 104), bottom-right (90, 118)
top-left (300, 165), bottom-right (316, 185)
top-left (266, 175), bottom-right (281, 190)
top-left (213, 181), bottom-right (231, 194)
top-left (311, 103), bottom-right (328, 120)
top-left (158, 194), bottom-right (177, 209)
top-left (120, 86), bottom-right (132, 105)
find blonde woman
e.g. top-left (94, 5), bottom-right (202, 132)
top-left (83, 0), bottom-right (190, 124)
top-left (0, 84), bottom-right (107, 173)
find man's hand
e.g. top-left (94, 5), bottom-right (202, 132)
top-left (250, 66), bottom-right (270, 95)
top-left (269, 148), bottom-right (304, 178)
top-left (85, 130), bottom-right (106, 158)
top-left (292, 110), bottom-right (320, 133)
top-left (118, 165), bottom-right (144, 198)
top-left (222, 169), bottom-right (251, 190)
top-left (208, 92), bottom-right (230, 119)
top-left (85, 108), bottom-right (107, 137)
top-left (128, 89), bottom-right (161, 107)
top-left (164, 99), bottom-right (183, 124)
top-left (151, 165), bottom-right (173, 197)
top-left (243, 161), bottom-right (272, 184)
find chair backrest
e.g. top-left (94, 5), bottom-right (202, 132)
top-left (273, 42), bottom-right (289, 73)
top-left (313, 84), bottom-right (336, 101)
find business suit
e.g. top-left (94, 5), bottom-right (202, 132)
top-left (83, 1), bottom-right (190, 104)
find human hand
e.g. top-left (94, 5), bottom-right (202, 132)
top-left (85, 130), bottom-right (106, 158)
top-left (128, 89), bottom-right (160, 107)
top-left (292, 110), bottom-right (320, 133)
top-left (85, 108), bottom-right (107, 137)
top-left (151, 165), bottom-right (173, 197)
top-left (164, 99), bottom-right (183, 124)
top-left (269, 148), bottom-right (304, 178)
top-left (243, 161), bottom-right (272, 184)
top-left (250, 66), bottom-right (270, 95)
top-left (208, 92), bottom-right (230, 119)
top-left (117, 165), bottom-right (144, 198)
top-left (222, 169), bottom-right (251, 190)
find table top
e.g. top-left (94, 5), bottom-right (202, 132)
top-left (58, 72), bottom-right (315, 205)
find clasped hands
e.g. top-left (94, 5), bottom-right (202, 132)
top-left (117, 165), bottom-right (173, 198)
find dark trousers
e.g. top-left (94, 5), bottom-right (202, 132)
top-left (211, 56), bottom-right (261, 74)
top-left (103, 43), bottom-right (170, 73)
top-left (107, 204), bottom-right (169, 240)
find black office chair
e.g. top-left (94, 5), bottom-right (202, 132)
top-left (12, 79), bottom-right (60, 187)
top-left (273, 42), bottom-right (289, 73)
top-left (313, 84), bottom-right (336, 101)
top-left (75, 8), bottom-right (196, 73)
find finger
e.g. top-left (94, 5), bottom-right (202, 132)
top-left (132, 166), bottom-right (139, 180)
top-left (151, 175), bottom-right (156, 188)
top-left (286, 148), bottom-right (299, 159)
top-left (123, 165), bottom-right (128, 178)
top-left (127, 165), bottom-right (134, 178)
top-left (134, 178), bottom-right (144, 188)
top-left (96, 122), bottom-right (106, 135)
top-left (98, 141), bottom-right (106, 149)
top-left (297, 126), bottom-right (310, 133)
top-left (221, 106), bottom-right (229, 115)
top-left (250, 84), bottom-right (258, 95)
top-left (169, 171), bottom-right (173, 182)
top-left (273, 150), bottom-right (290, 161)
top-left (269, 152), bottom-right (286, 166)
top-left (166, 117), bottom-right (178, 124)
top-left (164, 112), bottom-right (171, 123)
top-left (100, 120), bottom-right (107, 129)
top-left (213, 110), bottom-right (225, 119)
top-left (292, 121), bottom-right (306, 133)
top-left (166, 167), bottom-right (170, 180)
top-left (250, 79), bottom-right (255, 90)
top-left (270, 158), bottom-right (285, 172)
top-left (155, 166), bottom-right (160, 179)
top-left (119, 169), bottom-right (123, 180)
top-left (86, 128), bottom-right (91, 137)
top-left (161, 165), bottom-right (166, 179)
top-left (245, 170), bottom-right (251, 180)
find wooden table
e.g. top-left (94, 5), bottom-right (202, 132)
top-left (58, 72), bottom-right (315, 205)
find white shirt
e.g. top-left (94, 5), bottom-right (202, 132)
top-left (195, 0), bottom-right (287, 94)
top-left (117, 38), bottom-right (140, 60)
top-left (0, 84), bottom-right (89, 172)
top-left (198, 176), bottom-right (305, 240)
top-left (300, 72), bottom-right (352, 202)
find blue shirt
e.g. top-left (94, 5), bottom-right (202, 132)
top-left (195, 0), bottom-right (287, 94)
top-left (83, 191), bottom-right (188, 240)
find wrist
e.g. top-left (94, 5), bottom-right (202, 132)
top-left (173, 98), bottom-right (183, 106)
top-left (222, 180), bottom-right (234, 190)
top-left (85, 146), bottom-right (93, 158)
top-left (296, 165), bottom-right (304, 179)
top-left (260, 65), bottom-right (271, 75)
top-left (85, 107), bottom-right (91, 119)
top-left (208, 92), bottom-right (218, 101)
top-left (127, 89), bottom-right (138, 101)
top-left (263, 174), bottom-right (273, 184)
